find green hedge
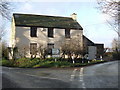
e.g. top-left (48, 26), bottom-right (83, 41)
top-left (33, 61), bottom-right (72, 68)
top-left (13, 58), bottom-right (41, 68)
top-left (0, 59), bottom-right (13, 66)
top-left (0, 58), bottom-right (107, 68)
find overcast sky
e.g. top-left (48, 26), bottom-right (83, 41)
top-left (3, 0), bottom-right (118, 48)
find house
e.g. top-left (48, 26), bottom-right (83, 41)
top-left (9, 13), bottom-right (104, 59)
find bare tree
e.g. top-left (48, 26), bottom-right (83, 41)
top-left (61, 38), bottom-right (83, 59)
top-left (97, 0), bottom-right (120, 37)
top-left (0, 26), bottom-right (5, 41)
top-left (16, 46), bottom-right (29, 58)
top-left (111, 38), bottom-right (120, 59)
top-left (0, 0), bottom-right (11, 20)
top-left (1, 41), bottom-right (9, 59)
top-left (38, 43), bottom-right (47, 59)
top-left (112, 38), bottom-right (119, 52)
top-left (0, 0), bottom-right (12, 41)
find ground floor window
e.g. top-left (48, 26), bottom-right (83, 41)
top-left (47, 43), bottom-right (54, 55)
top-left (30, 43), bottom-right (37, 54)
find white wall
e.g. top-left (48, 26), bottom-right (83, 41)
top-left (9, 17), bottom-right (16, 47)
top-left (13, 26), bottom-right (83, 58)
top-left (88, 46), bottom-right (97, 60)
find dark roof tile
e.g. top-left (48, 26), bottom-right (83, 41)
top-left (13, 13), bottom-right (83, 30)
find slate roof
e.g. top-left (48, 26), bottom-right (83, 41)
top-left (13, 13), bottom-right (83, 30)
top-left (83, 35), bottom-right (95, 46)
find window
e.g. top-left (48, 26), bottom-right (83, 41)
top-left (30, 27), bottom-right (37, 37)
top-left (30, 43), bottom-right (37, 54)
top-left (47, 43), bottom-right (54, 54)
top-left (65, 29), bottom-right (70, 38)
top-left (48, 28), bottom-right (54, 37)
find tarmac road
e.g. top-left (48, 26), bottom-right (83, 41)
top-left (1, 60), bottom-right (119, 89)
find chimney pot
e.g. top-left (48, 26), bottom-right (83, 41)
top-left (71, 13), bottom-right (77, 21)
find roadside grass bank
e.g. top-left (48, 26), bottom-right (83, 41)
top-left (0, 58), bottom-right (116, 68)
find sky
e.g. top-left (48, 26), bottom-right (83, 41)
top-left (3, 0), bottom-right (118, 48)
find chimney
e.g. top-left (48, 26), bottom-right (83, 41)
top-left (71, 13), bottom-right (77, 21)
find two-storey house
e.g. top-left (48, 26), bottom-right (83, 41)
top-left (9, 13), bottom-right (104, 59)
top-left (9, 13), bottom-right (84, 58)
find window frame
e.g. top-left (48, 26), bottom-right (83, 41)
top-left (48, 28), bottom-right (54, 38)
top-left (30, 27), bottom-right (37, 37)
top-left (65, 28), bottom-right (70, 38)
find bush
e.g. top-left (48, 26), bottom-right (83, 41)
top-left (33, 61), bottom-right (54, 68)
top-left (45, 57), bottom-right (62, 61)
top-left (33, 61), bottom-right (72, 68)
top-left (2, 43), bottom-right (9, 60)
top-left (13, 58), bottom-right (41, 68)
top-left (0, 57), bottom-right (107, 68)
top-left (112, 52), bottom-right (120, 60)
top-left (0, 59), bottom-right (13, 66)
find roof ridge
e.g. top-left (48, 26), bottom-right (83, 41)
top-left (13, 13), bottom-right (72, 19)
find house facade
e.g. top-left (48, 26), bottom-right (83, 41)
top-left (9, 13), bottom-right (84, 58)
top-left (9, 13), bottom-right (104, 59)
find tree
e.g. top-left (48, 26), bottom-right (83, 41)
top-left (0, 0), bottom-right (11, 20)
top-left (97, 0), bottom-right (120, 37)
top-left (111, 38), bottom-right (120, 59)
top-left (0, 0), bottom-right (12, 41)
top-left (0, 26), bottom-right (5, 41)
top-left (112, 38), bottom-right (119, 52)
top-left (61, 38), bottom-right (83, 59)
top-left (38, 43), bottom-right (47, 59)
top-left (97, 0), bottom-right (120, 57)
top-left (16, 46), bottom-right (29, 58)
top-left (1, 41), bottom-right (9, 59)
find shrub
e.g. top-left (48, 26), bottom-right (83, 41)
top-left (0, 59), bottom-right (13, 66)
top-left (13, 58), bottom-right (41, 68)
top-left (33, 61), bottom-right (54, 68)
top-left (45, 57), bottom-right (61, 61)
top-left (2, 43), bottom-right (9, 60)
top-left (112, 52), bottom-right (120, 60)
top-left (33, 61), bottom-right (72, 68)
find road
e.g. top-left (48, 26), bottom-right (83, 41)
top-left (1, 61), bottom-right (119, 89)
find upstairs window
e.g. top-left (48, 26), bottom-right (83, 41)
top-left (65, 29), bottom-right (70, 38)
top-left (48, 28), bottom-right (54, 37)
top-left (30, 27), bottom-right (37, 37)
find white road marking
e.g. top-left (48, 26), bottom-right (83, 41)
top-left (8, 67), bottom-right (20, 70)
top-left (70, 68), bottom-right (77, 81)
top-left (71, 75), bottom-right (75, 77)
top-left (79, 74), bottom-right (83, 76)
top-left (79, 67), bottom-right (86, 89)
top-left (79, 79), bottom-right (83, 82)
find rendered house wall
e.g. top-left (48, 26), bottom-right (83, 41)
top-left (13, 26), bottom-right (83, 58)
top-left (10, 17), bottom-right (16, 48)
